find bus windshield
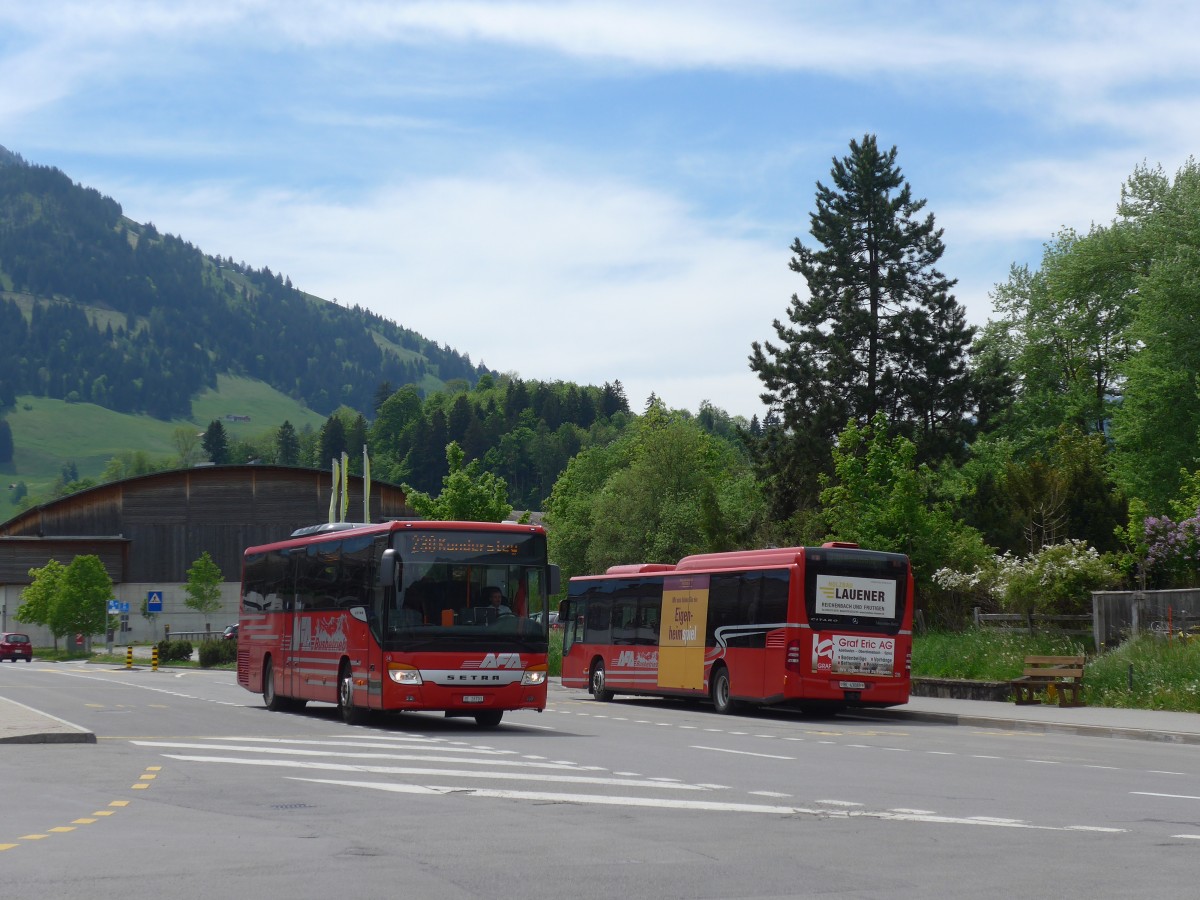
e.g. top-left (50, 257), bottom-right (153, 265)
top-left (384, 529), bottom-right (550, 648)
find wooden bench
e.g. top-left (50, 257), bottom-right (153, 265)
top-left (1011, 655), bottom-right (1086, 707)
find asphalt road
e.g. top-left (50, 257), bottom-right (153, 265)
top-left (3, 661), bottom-right (1200, 899)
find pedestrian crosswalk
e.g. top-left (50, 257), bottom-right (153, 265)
top-left (130, 733), bottom-right (751, 811)
top-left (128, 732), bottom-right (1130, 830)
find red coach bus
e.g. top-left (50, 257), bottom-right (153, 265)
top-left (237, 520), bottom-right (560, 727)
top-left (560, 543), bottom-right (913, 714)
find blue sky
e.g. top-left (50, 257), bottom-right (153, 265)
top-left (2, 1), bottom-right (1198, 420)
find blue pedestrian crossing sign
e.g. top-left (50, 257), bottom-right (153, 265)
top-left (147, 590), bottom-right (163, 613)
top-left (107, 599), bottom-right (121, 614)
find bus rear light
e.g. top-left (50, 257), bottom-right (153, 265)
top-left (388, 664), bottom-right (423, 685)
top-left (785, 640), bottom-right (802, 673)
top-left (522, 664), bottom-right (548, 686)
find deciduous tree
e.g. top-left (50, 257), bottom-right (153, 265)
top-left (404, 442), bottom-right (512, 523)
top-left (184, 550), bottom-right (224, 632)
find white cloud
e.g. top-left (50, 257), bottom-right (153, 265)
top-left (106, 164), bottom-right (793, 418)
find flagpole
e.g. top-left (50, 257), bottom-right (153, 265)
top-left (363, 444), bottom-right (371, 523)
top-left (328, 457), bottom-right (340, 523)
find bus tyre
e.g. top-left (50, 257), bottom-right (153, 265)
top-left (590, 660), bottom-right (613, 702)
top-left (710, 666), bottom-right (740, 715)
top-left (263, 658), bottom-right (289, 712)
top-left (475, 710), bottom-right (503, 727)
top-left (338, 662), bottom-right (368, 726)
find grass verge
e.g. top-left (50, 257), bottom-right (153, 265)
top-left (914, 629), bottom-right (1200, 713)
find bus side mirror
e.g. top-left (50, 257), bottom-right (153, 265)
top-left (380, 549), bottom-right (397, 587)
top-left (547, 564), bottom-right (561, 596)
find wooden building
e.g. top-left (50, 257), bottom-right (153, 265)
top-left (0, 465), bottom-right (410, 642)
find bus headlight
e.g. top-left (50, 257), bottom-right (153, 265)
top-left (522, 666), bottom-right (547, 686)
top-left (388, 664), bottom-right (423, 685)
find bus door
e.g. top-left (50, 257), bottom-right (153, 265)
top-left (707, 574), bottom-right (766, 699)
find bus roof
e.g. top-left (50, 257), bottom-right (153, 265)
top-left (245, 519), bottom-right (547, 555)
top-left (674, 547), bottom-right (809, 571)
top-left (604, 563), bottom-right (677, 575)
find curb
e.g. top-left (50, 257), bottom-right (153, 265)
top-left (0, 696), bottom-right (96, 745)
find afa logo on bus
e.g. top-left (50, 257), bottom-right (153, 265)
top-left (461, 653), bottom-right (526, 669)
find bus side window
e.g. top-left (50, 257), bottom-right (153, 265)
top-left (584, 598), bottom-right (611, 645)
top-left (612, 600), bottom-right (636, 644)
top-left (636, 598), bottom-right (660, 645)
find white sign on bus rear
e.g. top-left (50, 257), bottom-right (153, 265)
top-left (815, 574), bottom-right (896, 619)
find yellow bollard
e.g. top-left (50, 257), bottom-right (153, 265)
top-left (151, 646), bottom-right (159, 672)
top-left (125, 645), bottom-right (133, 669)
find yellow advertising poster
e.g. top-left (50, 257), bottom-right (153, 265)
top-left (657, 574), bottom-right (710, 690)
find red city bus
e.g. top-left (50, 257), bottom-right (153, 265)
top-left (237, 519), bottom-right (560, 727)
top-left (560, 543), bottom-right (913, 714)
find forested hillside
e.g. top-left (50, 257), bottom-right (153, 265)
top-left (0, 151), bottom-right (486, 420)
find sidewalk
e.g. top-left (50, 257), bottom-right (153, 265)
top-left (862, 695), bottom-right (1200, 745)
top-left (5, 679), bottom-right (1200, 746)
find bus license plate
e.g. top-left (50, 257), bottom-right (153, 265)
top-left (462, 695), bottom-right (485, 704)
top-left (839, 681), bottom-right (867, 690)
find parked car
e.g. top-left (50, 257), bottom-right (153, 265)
top-left (222, 623), bottom-right (239, 641)
top-left (1, 632), bottom-right (33, 662)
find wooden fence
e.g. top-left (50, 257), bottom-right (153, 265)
top-left (972, 608), bottom-right (1094, 639)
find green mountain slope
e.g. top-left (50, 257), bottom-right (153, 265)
top-left (0, 146), bottom-right (490, 424)
top-left (1, 375), bottom-right (329, 519)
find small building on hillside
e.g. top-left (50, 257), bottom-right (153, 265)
top-left (0, 465), bottom-right (410, 644)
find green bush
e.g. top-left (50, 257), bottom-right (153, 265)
top-left (198, 637), bottom-right (237, 668)
top-left (156, 638), bottom-right (193, 662)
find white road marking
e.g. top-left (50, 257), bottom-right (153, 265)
top-left (1132, 792), bottom-right (1200, 801)
top-left (158, 754), bottom-right (714, 789)
top-left (132, 741), bottom-right (587, 769)
top-left (290, 777), bottom-right (1124, 831)
top-left (690, 745), bottom-right (795, 760)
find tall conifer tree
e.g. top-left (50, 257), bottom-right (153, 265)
top-left (750, 135), bottom-right (975, 518)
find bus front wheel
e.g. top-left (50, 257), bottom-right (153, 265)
top-left (590, 660), bottom-right (613, 702)
top-left (338, 662), bottom-right (368, 726)
top-left (475, 710), bottom-right (503, 727)
top-left (710, 666), bottom-right (740, 715)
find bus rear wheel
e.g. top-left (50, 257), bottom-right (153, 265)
top-left (590, 660), bottom-right (613, 702)
top-left (338, 662), bottom-right (368, 726)
top-left (263, 658), bottom-right (289, 712)
top-left (710, 666), bottom-right (740, 715)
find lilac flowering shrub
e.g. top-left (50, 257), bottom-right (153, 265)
top-left (1143, 511), bottom-right (1200, 587)
top-left (1129, 469), bottom-right (1200, 588)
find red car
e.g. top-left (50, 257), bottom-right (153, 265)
top-left (1, 632), bottom-right (33, 662)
